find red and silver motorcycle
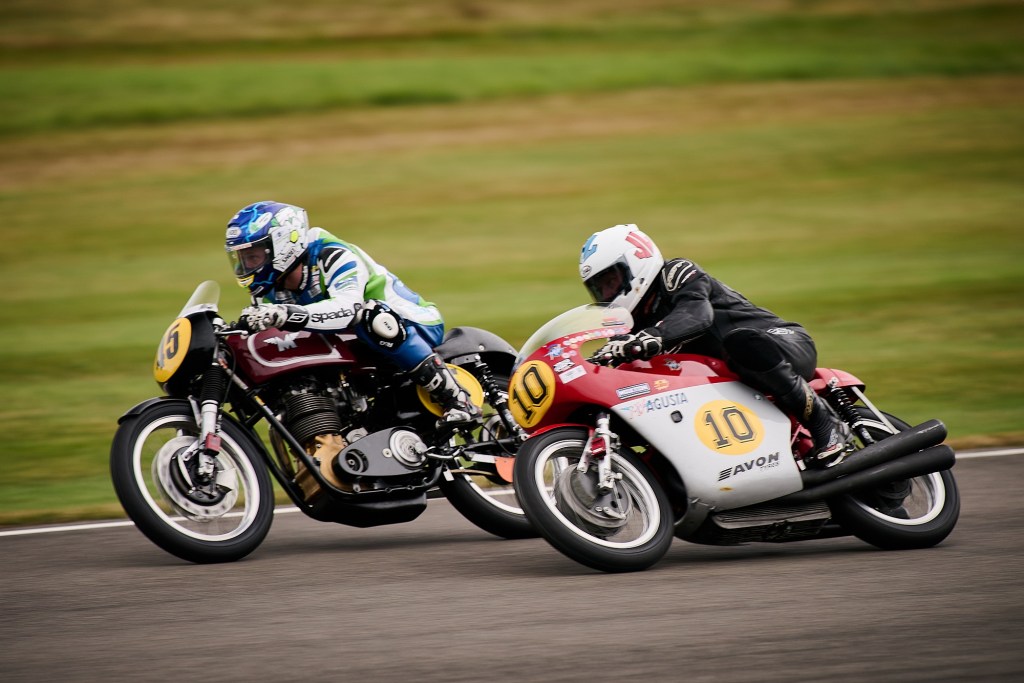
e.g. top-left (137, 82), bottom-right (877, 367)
top-left (510, 304), bottom-right (959, 572)
top-left (111, 281), bottom-right (532, 564)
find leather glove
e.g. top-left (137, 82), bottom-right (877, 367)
top-left (596, 328), bottom-right (663, 363)
top-left (239, 304), bottom-right (309, 332)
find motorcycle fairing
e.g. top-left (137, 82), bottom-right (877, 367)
top-left (614, 380), bottom-right (802, 510)
top-left (512, 320), bottom-right (804, 510)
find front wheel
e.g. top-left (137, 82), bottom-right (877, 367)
top-left (829, 408), bottom-right (959, 550)
top-left (513, 428), bottom-right (674, 573)
top-left (111, 399), bottom-right (274, 563)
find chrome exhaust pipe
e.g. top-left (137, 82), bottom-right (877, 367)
top-left (778, 444), bottom-right (956, 505)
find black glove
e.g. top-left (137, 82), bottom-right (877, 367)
top-left (596, 328), bottom-right (663, 363)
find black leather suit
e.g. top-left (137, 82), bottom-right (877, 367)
top-left (632, 258), bottom-right (819, 384)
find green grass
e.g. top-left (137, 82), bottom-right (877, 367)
top-left (2, 3), bottom-right (1023, 136)
top-left (1, 1), bottom-right (1022, 524)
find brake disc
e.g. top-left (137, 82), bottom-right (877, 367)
top-left (152, 436), bottom-right (238, 521)
top-left (554, 464), bottom-right (634, 535)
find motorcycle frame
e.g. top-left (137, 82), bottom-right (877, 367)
top-left (133, 307), bottom-right (520, 526)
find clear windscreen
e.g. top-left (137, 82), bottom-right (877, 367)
top-left (514, 303), bottom-right (633, 368)
top-left (178, 280), bottom-right (221, 318)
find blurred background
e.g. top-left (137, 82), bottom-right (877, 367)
top-left (1, 0), bottom-right (1021, 524)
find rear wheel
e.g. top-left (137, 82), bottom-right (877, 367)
top-left (111, 399), bottom-right (274, 563)
top-left (513, 428), bottom-right (673, 572)
top-left (439, 371), bottom-right (536, 539)
top-left (829, 408), bottom-right (959, 550)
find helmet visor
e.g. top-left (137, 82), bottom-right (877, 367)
top-left (227, 237), bottom-right (272, 277)
top-left (584, 261), bottom-right (632, 304)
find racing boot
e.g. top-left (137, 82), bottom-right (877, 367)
top-left (748, 361), bottom-right (853, 468)
top-left (410, 354), bottom-right (482, 426)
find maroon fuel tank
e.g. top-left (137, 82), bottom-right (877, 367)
top-left (225, 330), bottom-right (372, 384)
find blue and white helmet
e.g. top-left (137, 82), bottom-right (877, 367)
top-left (225, 201), bottom-right (310, 296)
top-left (579, 224), bottom-right (664, 313)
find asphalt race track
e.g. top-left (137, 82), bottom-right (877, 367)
top-left (1, 453), bottom-right (1021, 682)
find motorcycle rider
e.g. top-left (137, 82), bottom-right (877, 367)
top-left (581, 223), bottom-right (852, 468)
top-left (225, 200), bottom-right (480, 425)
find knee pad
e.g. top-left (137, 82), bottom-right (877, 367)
top-left (722, 328), bottom-right (784, 373)
top-left (358, 302), bottom-right (408, 350)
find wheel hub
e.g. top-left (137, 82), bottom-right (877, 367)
top-left (153, 436), bottom-right (238, 520)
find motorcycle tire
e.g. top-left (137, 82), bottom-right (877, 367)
top-left (111, 398), bottom-right (274, 564)
top-left (828, 408), bottom-right (960, 550)
top-left (440, 371), bottom-right (536, 539)
top-left (513, 427), bottom-right (674, 573)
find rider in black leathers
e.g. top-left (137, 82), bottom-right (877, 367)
top-left (581, 224), bottom-right (851, 467)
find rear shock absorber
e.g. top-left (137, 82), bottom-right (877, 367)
top-left (470, 356), bottom-right (526, 443)
top-left (827, 378), bottom-right (873, 445)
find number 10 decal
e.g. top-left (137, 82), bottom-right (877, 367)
top-left (695, 400), bottom-right (764, 455)
top-left (509, 361), bottom-right (556, 429)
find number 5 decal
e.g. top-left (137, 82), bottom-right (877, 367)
top-left (154, 317), bottom-right (192, 384)
top-left (509, 361), bottom-right (556, 429)
top-left (695, 400), bottom-right (764, 455)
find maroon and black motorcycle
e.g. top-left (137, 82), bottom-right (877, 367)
top-left (111, 281), bottom-right (532, 563)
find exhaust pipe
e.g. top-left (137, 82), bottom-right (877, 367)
top-left (800, 419), bottom-right (947, 489)
top-left (779, 444), bottom-right (956, 505)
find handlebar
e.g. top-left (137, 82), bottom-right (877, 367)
top-left (215, 318), bottom-right (251, 336)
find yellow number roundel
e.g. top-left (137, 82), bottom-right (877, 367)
top-left (694, 400), bottom-right (764, 455)
top-left (509, 361), bottom-right (556, 429)
top-left (154, 318), bottom-right (192, 384)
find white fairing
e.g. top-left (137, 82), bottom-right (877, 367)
top-left (613, 381), bottom-right (803, 510)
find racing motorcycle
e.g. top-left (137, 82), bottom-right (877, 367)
top-left (111, 281), bottom-right (532, 564)
top-left (510, 304), bottom-right (959, 572)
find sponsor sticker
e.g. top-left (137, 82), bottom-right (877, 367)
top-left (616, 383), bottom-right (651, 400)
top-left (559, 365), bottom-right (586, 384)
top-left (552, 359), bottom-right (575, 373)
top-left (718, 452), bottom-right (781, 481)
top-left (618, 390), bottom-right (689, 420)
top-left (254, 211), bottom-right (273, 230)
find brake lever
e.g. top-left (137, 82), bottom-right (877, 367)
top-left (216, 320), bottom-right (251, 337)
top-left (588, 352), bottom-right (622, 368)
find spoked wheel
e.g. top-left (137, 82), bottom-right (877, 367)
top-left (439, 372), bottom-right (536, 539)
top-left (829, 408), bottom-right (959, 550)
top-left (111, 399), bottom-right (274, 563)
top-left (513, 427), bottom-right (673, 572)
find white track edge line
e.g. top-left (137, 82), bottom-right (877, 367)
top-left (2, 448), bottom-right (1020, 537)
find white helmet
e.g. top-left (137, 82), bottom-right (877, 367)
top-left (579, 224), bottom-right (664, 313)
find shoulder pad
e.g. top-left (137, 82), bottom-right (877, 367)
top-left (661, 259), bottom-right (702, 292)
top-left (319, 244), bottom-right (351, 273)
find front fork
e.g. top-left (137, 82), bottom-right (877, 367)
top-left (184, 358), bottom-right (230, 486)
top-left (579, 412), bottom-right (623, 494)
